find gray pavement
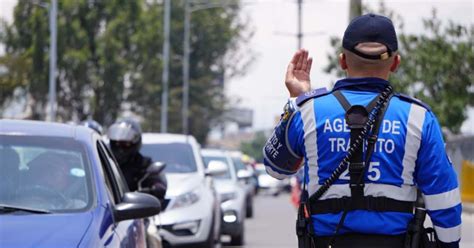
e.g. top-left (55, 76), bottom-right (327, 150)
top-left (223, 192), bottom-right (297, 248)
top-left (460, 211), bottom-right (474, 248)
top-left (221, 193), bottom-right (474, 248)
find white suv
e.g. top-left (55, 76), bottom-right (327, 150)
top-left (141, 133), bottom-right (221, 248)
top-left (201, 149), bottom-right (247, 246)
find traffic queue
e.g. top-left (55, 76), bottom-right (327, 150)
top-left (0, 119), bottom-right (270, 248)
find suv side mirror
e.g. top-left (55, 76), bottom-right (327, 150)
top-left (205, 160), bottom-right (228, 177)
top-left (237, 169), bottom-right (252, 180)
top-left (114, 192), bottom-right (161, 222)
top-left (138, 162), bottom-right (166, 190)
top-left (147, 162), bottom-right (166, 175)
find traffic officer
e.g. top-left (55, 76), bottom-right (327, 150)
top-left (263, 14), bottom-right (461, 248)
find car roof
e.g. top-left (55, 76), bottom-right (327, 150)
top-left (227, 150), bottom-right (243, 158)
top-left (142, 133), bottom-right (197, 144)
top-left (201, 148), bottom-right (227, 157)
top-left (0, 119), bottom-right (94, 141)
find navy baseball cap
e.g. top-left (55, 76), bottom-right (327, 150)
top-left (342, 13), bottom-right (398, 60)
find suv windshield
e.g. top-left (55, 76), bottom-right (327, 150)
top-left (141, 143), bottom-right (197, 173)
top-left (0, 135), bottom-right (93, 213)
top-left (231, 156), bottom-right (246, 173)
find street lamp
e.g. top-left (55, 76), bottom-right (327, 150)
top-left (33, 0), bottom-right (57, 122)
top-left (161, 0), bottom-right (171, 133)
top-left (182, 0), bottom-right (239, 135)
top-left (183, 0), bottom-right (191, 135)
top-left (48, 0), bottom-right (58, 122)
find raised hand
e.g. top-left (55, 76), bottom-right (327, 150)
top-left (285, 49), bottom-right (313, 97)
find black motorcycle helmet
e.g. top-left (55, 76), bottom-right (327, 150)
top-left (80, 119), bottom-right (104, 135)
top-left (107, 119), bottom-right (142, 166)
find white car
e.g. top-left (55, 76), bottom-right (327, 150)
top-left (201, 149), bottom-right (247, 246)
top-left (141, 134), bottom-right (221, 248)
top-left (255, 163), bottom-right (285, 196)
top-left (228, 151), bottom-right (255, 218)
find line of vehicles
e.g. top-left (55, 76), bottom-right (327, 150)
top-left (0, 119), bottom-right (289, 248)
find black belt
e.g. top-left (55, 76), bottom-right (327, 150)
top-left (314, 233), bottom-right (406, 248)
top-left (309, 196), bottom-right (414, 214)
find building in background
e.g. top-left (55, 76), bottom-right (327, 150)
top-left (207, 107), bottom-right (255, 149)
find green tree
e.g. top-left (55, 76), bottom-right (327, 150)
top-left (130, 1), bottom-right (252, 143)
top-left (1, 2), bottom-right (49, 119)
top-left (325, 7), bottom-right (473, 133)
top-left (0, 0), bottom-right (252, 143)
top-left (240, 131), bottom-right (268, 162)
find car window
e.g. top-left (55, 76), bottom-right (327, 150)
top-left (101, 166), bottom-right (117, 205)
top-left (0, 135), bottom-right (93, 212)
top-left (231, 156), bottom-right (246, 173)
top-left (97, 141), bottom-right (120, 204)
top-left (202, 155), bottom-right (232, 179)
top-left (98, 141), bottom-right (129, 194)
top-left (141, 143), bottom-right (197, 173)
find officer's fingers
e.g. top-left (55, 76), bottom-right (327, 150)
top-left (301, 50), bottom-right (309, 70)
top-left (296, 51), bottom-right (305, 69)
top-left (301, 50), bottom-right (309, 69)
top-left (286, 63), bottom-right (295, 81)
top-left (306, 57), bottom-right (313, 74)
top-left (291, 50), bottom-right (302, 65)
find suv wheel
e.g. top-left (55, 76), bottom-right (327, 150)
top-left (230, 223), bottom-right (244, 246)
top-left (246, 198), bottom-right (253, 218)
top-left (202, 213), bottom-right (216, 248)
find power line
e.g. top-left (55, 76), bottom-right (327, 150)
top-left (273, 0), bottom-right (325, 50)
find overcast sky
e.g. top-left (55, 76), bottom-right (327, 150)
top-left (229, 0), bottom-right (473, 132)
top-left (1, 0), bottom-right (473, 133)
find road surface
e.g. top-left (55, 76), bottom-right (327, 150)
top-left (222, 193), bottom-right (474, 248)
top-left (222, 192), bottom-right (297, 248)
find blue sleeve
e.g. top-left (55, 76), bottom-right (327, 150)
top-left (263, 110), bottom-right (305, 179)
top-left (287, 111), bottom-right (306, 156)
top-left (414, 111), bottom-right (462, 246)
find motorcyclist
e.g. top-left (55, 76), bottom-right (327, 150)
top-left (106, 118), bottom-right (166, 201)
top-left (107, 118), bottom-right (166, 248)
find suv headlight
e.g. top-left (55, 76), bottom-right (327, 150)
top-left (220, 191), bottom-right (237, 203)
top-left (169, 190), bottom-right (200, 210)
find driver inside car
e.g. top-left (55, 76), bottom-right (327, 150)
top-left (0, 147), bottom-right (20, 202)
top-left (24, 151), bottom-right (87, 210)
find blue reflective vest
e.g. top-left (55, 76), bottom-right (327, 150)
top-left (263, 77), bottom-right (462, 247)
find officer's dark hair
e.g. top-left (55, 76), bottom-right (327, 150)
top-left (343, 46), bottom-right (397, 69)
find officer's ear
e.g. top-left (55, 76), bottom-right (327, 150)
top-left (339, 53), bottom-right (348, 70)
top-left (389, 54), bottom-right (401, 72)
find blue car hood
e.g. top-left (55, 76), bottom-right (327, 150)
top-left (0, 212), bottom-right (93, 248)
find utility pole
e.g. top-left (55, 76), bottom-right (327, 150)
top-left (48, 0), bottom-right (57, 122)
top-left (161, 0), bottom-right (171, 133)
top-left (349, 0), bottom-right (362, 21)
top-left (182, 0), bottom-right (191, 135)
top-left (297, 0), bottom-right (302, 49)
top-left (274, 0), bottom-right (324, 50)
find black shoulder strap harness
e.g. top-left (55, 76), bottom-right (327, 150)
top-left (309, 90), bottom-right (414, 215)
top-left (297, 86), bottom-right (416, 248)
top-left (296, 87), bottom-right (330, 107)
